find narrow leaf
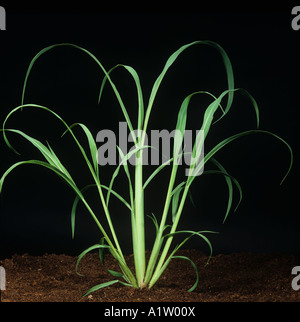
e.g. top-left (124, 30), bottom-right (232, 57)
top-left (172, 255), bottom-right (199, 292)
top-left (83, 280), bottom-right (119, 296)
top-left (71, 184), bottom-right (96, 239)
top-left (107, 270), bottom-right (124, 278)
top-left (207, 157), bottom-right (243, 223)
top-left (21, 43), bottom-right (136, 136)
top-left (98, 64), bottom-right (144, 131)
top-left (99, 237), bottom-right (106, 265)
top-left (62, 123), bottom-right (99, 177)
top-left (76, 244), bottom-right (110, 276)
top-left (171, 185), bottom-right (184, 223)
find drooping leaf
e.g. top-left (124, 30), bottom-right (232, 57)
top-left (83, 280), bottom-right (119, 297)
top-left (62, 123), bottom-right (99, 177)
top-left (76, 244), bottom-right (110, 276)
top-left (98, 64), bottom-right (144, 131)
top-left (203, 130), bottom-right (293, 186)
top-left (0, 159), bottom-right (79, 197)
top-left (164, 230), bottom-right (218, 260)
top-left (205, 157), bottom-right (243, 223)
top-left (147, 213), bottom-right (159, 235)
top-left (143, 40), bottom-right (235, 136)
top-left (21, 43), bottom-right (135, 135)
top-left (172, 255), bottom-right (199, 292)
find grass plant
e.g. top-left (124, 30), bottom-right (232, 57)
top-left (0, 41), bottom-right (293, 295)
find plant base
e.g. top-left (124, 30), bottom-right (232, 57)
top-left (0, 249), bottom-right (299, 302)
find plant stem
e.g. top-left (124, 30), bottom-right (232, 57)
top-left (133, 150), bottom-right (146, 287)
top-left (148, 184), bottom-right (190, 289)
top-left (144, 165), bottom-right (178, 284)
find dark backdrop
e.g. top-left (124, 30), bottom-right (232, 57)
top-left (0, 4), bottom-right (299, 259)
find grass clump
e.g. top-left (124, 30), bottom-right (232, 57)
top-left (0, 41), bottom-right (293, 295)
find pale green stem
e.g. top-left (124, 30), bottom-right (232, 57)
top-left (148, 184), bottom-right (190, 289)
top-left (144, 165), bottom-right (178, 284)
top-left (133, 150), bottom-right (146, 287)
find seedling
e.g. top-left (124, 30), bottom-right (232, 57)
top-left (0, 41), bottom-right (293, 295)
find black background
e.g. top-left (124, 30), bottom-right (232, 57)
top-left (0, 3), bottom-right (299, 260)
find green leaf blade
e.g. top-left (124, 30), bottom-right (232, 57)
top-left (76, 244), bottom-right (110, 276)
top-left (83, 280), bottom-right (119, 297)
top-left (172, 255), bottom-right (199, 292)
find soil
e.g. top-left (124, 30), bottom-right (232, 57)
top-left (0, 250), bottom-right (299, 302)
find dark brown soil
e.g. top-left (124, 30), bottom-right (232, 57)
top-left (1, 250), bottom-right (299, 302)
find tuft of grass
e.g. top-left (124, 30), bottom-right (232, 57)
top-left (0, 41), bottom-right (293, 294)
